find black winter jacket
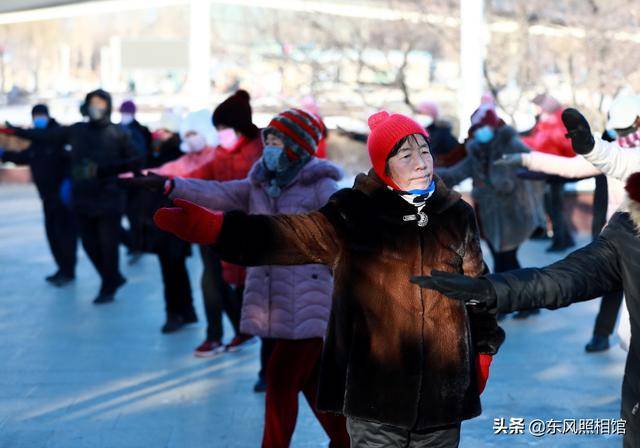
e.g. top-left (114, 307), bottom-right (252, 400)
top-left (12, 121), bottom-right (142, 216)
top-left (488, 210), bottom-right (640, 437)
top-left (2, 119), bottom-right (69, 202)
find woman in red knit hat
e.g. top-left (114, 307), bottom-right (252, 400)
top-left (154, 110), bottom-right (504, 447)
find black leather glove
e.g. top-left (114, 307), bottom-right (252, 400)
top-left (117, 173), bottom-right (169, 193)
top-left (562, 108), bottom-right (595, 155)
top-left (410, 270), bottom-right (498, 308)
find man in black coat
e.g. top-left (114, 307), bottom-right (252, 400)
top-left (412, 109), bottom-right (640, 447)
top-left (6, 89), bottom-right (143, 304)
top-left (1, 104), bottom-right (77, 285)
top-left (118, 100), bottom-right (153, 262)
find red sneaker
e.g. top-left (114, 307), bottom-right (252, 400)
top-left (225, 334), bottom-right (255, 352)
top-left (194, 339), bottom-right (225, 358)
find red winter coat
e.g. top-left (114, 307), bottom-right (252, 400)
top-left (188, 136), bottom-right (263, 286)
top-left (522, 109), bottom-right (576, 158)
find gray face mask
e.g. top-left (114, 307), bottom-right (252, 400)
top-left (88, 106), bottom-right (107, 122)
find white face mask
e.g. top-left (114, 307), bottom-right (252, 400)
top-left (180, 134), bottom-right (207, 153)
top-left (120, 113), bottom-right (134, 126)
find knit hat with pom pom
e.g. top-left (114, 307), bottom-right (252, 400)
top-left (213, 90), bottom-right (259, 139)
top-left (366, 110), bottom-right (429, 190)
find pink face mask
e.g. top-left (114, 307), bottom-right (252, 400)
top-left (218, 128), bottom-right (239, 151)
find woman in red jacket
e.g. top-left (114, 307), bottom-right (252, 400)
top-left (153, 91), bottom-right (263, 356)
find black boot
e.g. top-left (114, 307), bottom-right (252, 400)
top-left (585, 335), bottom-right (610, 353)
top-left (546, 240), bottom-right (576, 253)
top-left (46, 271), bottom-right (75, 286)
top-left (181, 309), bottom-right (198, 325)
top-left (45, 271), bottom-right (62, 283)
top-left (253, 376), bottom-right (267, 393)
top-left (161, 315), bottom-right (185, 334)
top-left (513, 309), bottom-right (541, 319)
top-left (93, 293), bottom-right (115, 304)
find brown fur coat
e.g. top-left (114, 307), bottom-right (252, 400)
top-left (215, 170), bottom-right (505, 429)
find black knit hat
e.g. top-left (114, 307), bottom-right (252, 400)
top-left (212, 90), bottom-right (259, 139)
top-left (31, 104), bottom-right (49, 116)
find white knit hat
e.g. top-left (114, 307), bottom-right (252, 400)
top-left (180, 109), bottom-right (219, 147)
top-left (607, 95), bottom-right (640, 130)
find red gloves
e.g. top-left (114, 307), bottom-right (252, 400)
top-left (476, 354), bottom-right (493, 395)
top-left (153, 199), bottom-right (224, 245)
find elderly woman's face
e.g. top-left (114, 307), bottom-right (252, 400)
top-left (387, 134), bottom-right (433, 191)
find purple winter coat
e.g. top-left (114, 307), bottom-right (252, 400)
top-left (170, 157), bottom-right (342, 339)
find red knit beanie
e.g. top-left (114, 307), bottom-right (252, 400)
top-left (367, 110), bottom-right (429, 190)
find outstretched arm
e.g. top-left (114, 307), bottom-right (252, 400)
top-left (522, 151), bottom-right (601, 179)
top-left (412, 227), bottom-right (622, 314)
top-left (154, 199), bottom-right (341, 267)
top-left (436, 155), bottom-right (473, 187)
top-left (583, 138), bottom-right (640, 182)
top-left (7, 125), bottom-right (70, 145)
top-left (489, 233), bottom-right (621, 313)
top-left (169, 177), bottom-right (251, 213)
top-left (215, 210), bottom-right (341, 267)
top-left (1, 147), bottom-right (31, 165)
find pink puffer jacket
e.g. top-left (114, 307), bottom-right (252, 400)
top-left (170, 158), bottom-right (342, 339)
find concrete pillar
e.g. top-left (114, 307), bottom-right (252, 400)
top-left (188, 0), bottom-right (211, 107)
top-left (458, 0), bottom-right (487, 138)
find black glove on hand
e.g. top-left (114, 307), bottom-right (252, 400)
top-left (410, 270), bottom-right (498, 308)
top-left (117, 173), bottom-right (169, 193)
top-left (562, 108), bottom-right (595, 155)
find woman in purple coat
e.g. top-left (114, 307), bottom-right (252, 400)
top-left (164, 109), bottom-right (348, 447)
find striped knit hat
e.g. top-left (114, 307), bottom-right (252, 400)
top-left (263, 108), bottom-right (324, 160)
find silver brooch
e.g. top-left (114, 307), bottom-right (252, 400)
top-left (403, 212), bottom-right (429, 227)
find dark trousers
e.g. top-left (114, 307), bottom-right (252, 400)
top-left (121, 189), bottom-right (145, 252)
top-left (545, 181), bottom-right (575, 247)
top-left (622, 382), bottom-right (639, 448)
top-left (263, 338), bottom-right (349, 448)
top-left (43, 198), bottom-right (77, 277)
top-left (591, 174), bottom-right (608, 237)
top-left (259, 337), bottom-right (277, 381)
top-left (199, 245), bottom-right (242, 341)
top-left (158, 253), bottom-right (195, 319)
top-left (76, 213), bottom-right (123, 294)
top-left (592, 291), bottom-right (624, 337)
top-left (590, 175), bottom-right (624, 337)
top-left (488, 244), bottom-right (521, 273)
top-left (346, 418), bottom-right (460, 448)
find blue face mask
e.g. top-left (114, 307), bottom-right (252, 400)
top-left (407, 179), bottom-right (436, 196)
top-left (474, 125), bottom-right (494, 144)
top-left (33, 116), bottom-right (49, 129)
top-left (262, 145), bottom-right (288, 172)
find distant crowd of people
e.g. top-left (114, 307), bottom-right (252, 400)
top-left (2, 87), bottom-right (640, 447)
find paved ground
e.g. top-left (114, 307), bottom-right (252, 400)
top-left (0, 184), bottom-right (628, 447)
